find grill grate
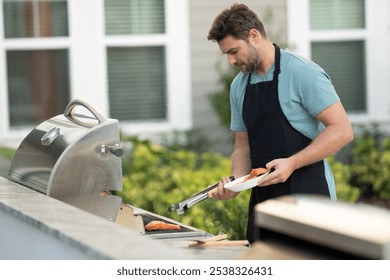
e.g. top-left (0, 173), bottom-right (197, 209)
top-left (141, 213), bottom-right (194, 235)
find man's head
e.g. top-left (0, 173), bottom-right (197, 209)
top-left (208, 4), bottom-right (268, 73)
top-left (207, 3), bottom-right (267, 43)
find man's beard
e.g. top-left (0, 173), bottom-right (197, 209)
top-left (240, 43), bottom-right (261, 73)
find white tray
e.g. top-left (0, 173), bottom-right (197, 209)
top-left (224, 172), bottom-right (269, 192)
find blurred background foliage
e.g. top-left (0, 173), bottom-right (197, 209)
top-left (350, 124), bottom-right (390, 200)
top-left (0, 147), bottom-right (15, 160)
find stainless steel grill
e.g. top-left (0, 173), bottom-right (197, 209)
top-left (9, 99), bottom-right (123, 221)
top-left (8, 99), bottom-right (208, 240)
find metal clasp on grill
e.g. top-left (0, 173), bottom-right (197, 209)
top-left (41, 127), bottom-right (60, 146)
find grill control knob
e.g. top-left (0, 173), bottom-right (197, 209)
top-left (100, 144), bottom-right (123, 157)
top-left (109, 144), bottom-right (123, 157)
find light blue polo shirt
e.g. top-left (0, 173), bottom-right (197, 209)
top-left (230, 49), bottom-right (339, 200)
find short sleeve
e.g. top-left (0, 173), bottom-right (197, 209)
top-left (298, 62), bottom-right (340, 117)
top-left (230, 73), bottom-right (247, 132)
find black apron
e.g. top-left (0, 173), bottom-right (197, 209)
top-left (242, 44), bottom-right (330, 243)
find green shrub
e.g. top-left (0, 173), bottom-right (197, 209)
top-left (0, 147), bottom-right (15, 160)
top-left (327, 156), bottom-right (360, 202)
top-left (350, 127), bottom-right (390, 200)
top-left (208, 63), bottom-right (239, 128)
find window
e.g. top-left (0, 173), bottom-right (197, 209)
top-left (2, 0), bottom-right (70, 128)
top-left (104, 0), bottom-right (167, 122)
top-left (107, 46), bottom-right (167, 121)
top-left (105, 0), bottom-right (165, 35)
top-left (311, 41), bottom-right (365, 112)
top-left (310, 0), bottom-right (365, 30)
top-left (3, 0), bottom-right (68, 38)
top-left (7, 49), bottom-right (70, 127)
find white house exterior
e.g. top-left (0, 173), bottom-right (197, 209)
top-left (0, 0), bottom-right (389, 154)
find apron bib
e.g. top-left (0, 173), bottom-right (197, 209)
top-left (242, 44), bottom-right (330, 243)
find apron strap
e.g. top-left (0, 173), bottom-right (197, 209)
top-left (272, 43), bottom-right (281, 80)
top-left (246, 44), bottom-right (281, 85)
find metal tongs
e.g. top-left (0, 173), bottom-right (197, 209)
top-left (168, 176), bottom-right (235, 215)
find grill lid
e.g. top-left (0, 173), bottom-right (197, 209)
top-left (9, 99), bottom-right (123, 221)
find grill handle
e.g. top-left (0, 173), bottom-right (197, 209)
top-left (64, 99), bottom-right (107, 127)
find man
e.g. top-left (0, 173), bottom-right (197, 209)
top-left (207, 3), bottom-right (354, 243)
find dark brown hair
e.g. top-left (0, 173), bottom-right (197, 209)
top-left (207, 3), bottom-right (267, 42)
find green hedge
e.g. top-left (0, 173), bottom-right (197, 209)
top-left (350, 125), bottom-right (390, 200)
top-left (0, 147), bottom-right (16, 160)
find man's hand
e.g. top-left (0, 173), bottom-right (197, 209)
top-left (258, 158), bottom-right (295, 186)
top-left (212, 176), bottom-right (240, 200)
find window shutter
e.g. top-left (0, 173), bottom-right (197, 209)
top-left (3, 0), bottom-right (68, 38)
top-left (7, 50), bottom-right (70, 126)
top-left (310, 0), bottom-right (366, 112)
top-left (311, 41), bottom-right (366, 112)
top-left (105, 0), bottom-right (167, 121)
top-left (310, 0), bottom-right (365, 30)
top-left (105, 0), bottom-right (165, 35)
top-left (107, 47), bottom-right (167, 121)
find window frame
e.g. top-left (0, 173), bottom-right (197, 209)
top-left (0, 0), bottom-right (191, 141)
top-left (287, 0), bottom-right (390, 124)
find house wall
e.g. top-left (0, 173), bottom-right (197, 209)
top-left (189, 0), bottom-right (287, 155)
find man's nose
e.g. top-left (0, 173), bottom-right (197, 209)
top-left (228, 55), bottom-right (236, 65)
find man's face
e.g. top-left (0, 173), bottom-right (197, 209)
top-left (218, 35), bottom-right (261, 73)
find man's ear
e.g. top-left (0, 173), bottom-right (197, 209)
top-left (248, 29), bottom-right (260, 43)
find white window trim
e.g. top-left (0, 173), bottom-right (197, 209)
top-left (0, 1), bottom-right (9, 138)
top-left (0, 0), bottom-right (191, 144)
top-left (287, 0), bottom-right (390, 125)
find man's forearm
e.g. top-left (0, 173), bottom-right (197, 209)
top-left (289, 124), bottom-right (353, 170)
top-left (261, 123), bottom-right (353, 187)
top-left (231, 147), bottom-right (251, 178)
top-left (289, 101), bottom-right (354, 170)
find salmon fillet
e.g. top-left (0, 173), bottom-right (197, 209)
top-left (145, 220), bottom-right (180, 231)
top-left (244, 167), bottom-right (268, 182)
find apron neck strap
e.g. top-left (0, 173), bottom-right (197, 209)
top-left (272, 43), bottom-right (281, 80)
top-left (246, 43), bottom-right (281, 85)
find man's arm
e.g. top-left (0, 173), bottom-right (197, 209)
top-left (259, 101), bottom-right (354, 186)
top-left (213, 131), bottom-right (251, 200)
top-left (231, 131), bottom-right (252, 178)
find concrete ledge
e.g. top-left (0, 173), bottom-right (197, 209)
top-left (0, 176), bottom-right (193, 260)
